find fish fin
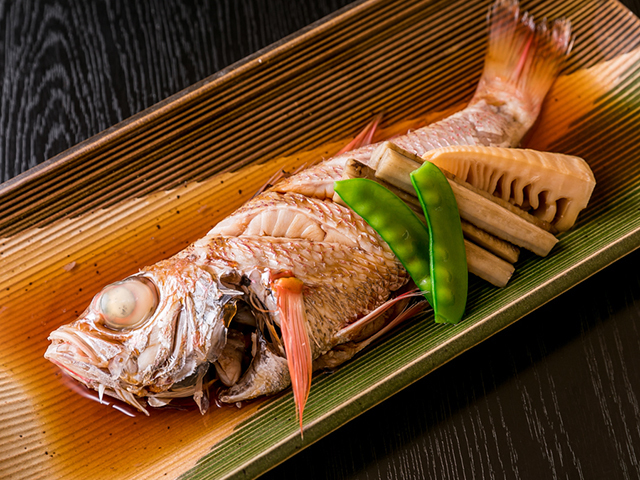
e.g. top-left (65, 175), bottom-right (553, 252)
top-left (314, 299), bottom-right (428, 371)
top-left (336, 290), bottom-right (425, 342)
top-left (345, 300), bottom-right (428, 352)
top-left (337, 113), bottom-right (384, 155)
top-left (354, 301), bottom-right (428, 349)
top-left (257, 163), bottom-right (309, 197)
top-left (473, 0), bottom-right (573, 121)
top-left (273, 276), bottom-right (312, 435)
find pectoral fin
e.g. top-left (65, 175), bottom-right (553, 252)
top-left (273, 276), bottom-right (312, 434)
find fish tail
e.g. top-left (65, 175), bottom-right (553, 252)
top-left (472, 0), bottom-right (573, 119)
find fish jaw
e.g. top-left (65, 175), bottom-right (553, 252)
top-left (45, 325), bottom-right (123, 389)
top-left (45, 304), bottom-right (169, 414)
top-left (44, 322), bottom-right (153, 412)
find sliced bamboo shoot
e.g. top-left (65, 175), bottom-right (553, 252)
top-left (461, 220), bottom-right (520, 263)
top-left (335, 159), bottom-right (423, 212)
top-left (422, 145), bottom-right (596, 232)
top-left (443, 169), bottom-right (557, 234)
top-left (449, 180), bottom-right (558, 256)
top-left (371, 141), bottom-right (423, 186)
top-left (465, 240), bottom-right (515, 288)
top-left (372, 142), bottom-right (556, 232)
top-left (372, 143), bottom-right (558, 256)
top-left (369, 141), bottom-right (425, 171)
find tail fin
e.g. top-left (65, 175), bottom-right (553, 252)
top-left (472, 0), bottom-right (573, 120)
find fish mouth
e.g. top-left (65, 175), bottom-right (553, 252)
top-left (45, 329), bottom-right (153, 414)
top-left (45, 343), bottom-right (93, 385)
top-left (47, 328), bottom-right (99, 362)
top-left (45, 325), bottom-right (123, 387)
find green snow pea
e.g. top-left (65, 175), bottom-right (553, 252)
top-left (334, 170), bottom-right (467, 324)
top-left (334, 178), bottom-right (434, 305)
top-left (410, 161), bottom-right (467, 324)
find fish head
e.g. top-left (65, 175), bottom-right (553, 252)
top-left (45, 258), bottom-right (237, 413)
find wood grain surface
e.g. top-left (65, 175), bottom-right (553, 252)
top-left (2, 1), bottom-right (640, 479)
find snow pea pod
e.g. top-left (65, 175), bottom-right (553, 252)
top-left (334, 178), bottom-right (433, 304)
top-left (410, 161), bottom-right (467, 324)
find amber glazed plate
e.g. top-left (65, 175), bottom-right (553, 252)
top-left (1, 0), bottom-right (640, 478)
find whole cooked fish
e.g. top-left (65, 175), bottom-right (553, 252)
top-left (45, 0), bottom-right (572, 428)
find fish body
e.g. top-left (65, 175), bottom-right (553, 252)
top-left (45, 0), bottom-right (572, 422)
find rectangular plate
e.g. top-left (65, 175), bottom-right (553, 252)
top-left (1, 0), bottom-right (640, 478)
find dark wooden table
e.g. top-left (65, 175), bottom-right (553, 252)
top-left (2, 1), bottom-right (640, 478)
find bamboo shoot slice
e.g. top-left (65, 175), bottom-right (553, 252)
top-left (464, 240), bottom-right (515, 288)
top-left (372, 143), bottom-right (558, 256)
top-left (449, 180), bottom-right (558, 256)
top-left (461, 220), bottom-right (520, 263)
top-left (422, 145), bottom-right (596, 231)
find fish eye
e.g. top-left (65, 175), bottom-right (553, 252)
top-left (98, 277), bottom-right (158, 329)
